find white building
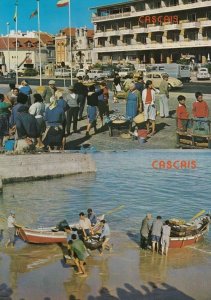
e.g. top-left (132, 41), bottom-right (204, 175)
top-left (91, 0), bottom-right (211, 64)
top-left (0, 30), bottom-right (55, 73)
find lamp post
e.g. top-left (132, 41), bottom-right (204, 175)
top-left (6, 22), bottom-right (10, 72)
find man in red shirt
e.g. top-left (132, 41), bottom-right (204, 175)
top-left (192, 92), bottom-right (209, 134)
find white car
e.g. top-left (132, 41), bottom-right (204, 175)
top-left (197, 68), bottom-right (210, 80)
top-left (144, 72), bottom-right (183, 89)
top-left (86, 69), bottom-right (105, 80)
top-left (76, 69), bottom-right (86, 78)
top-left (118, 68), bottom-right (134, 78)
top-left (54, 68), bottom-right (70, 78)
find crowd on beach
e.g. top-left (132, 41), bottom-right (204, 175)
top-left (0, 73), bottom-right (210, 152)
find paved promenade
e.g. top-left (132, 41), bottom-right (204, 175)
top-left (66, 91), bottom-right (211, 150)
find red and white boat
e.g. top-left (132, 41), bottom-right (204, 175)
top-left (17, 215), bottom-right (104, 244)
top-left (18, 227), bottom-right (67, 244)
top-left (169, 214), bottom-right (210, 248)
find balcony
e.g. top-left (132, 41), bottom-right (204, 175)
top-left (164, 23), bottom-right (181, 30)
top-left (92, 1), bottom-right (211, 23)
top-left (95, 30), bottom-right (120, 37)
top-left (94, 39), bottom-right (211, 52)
top-left (92, 11), bottom-right (132, 22)
top-left (147, 24), bottom-right (164, 32)
top-left (200, 20), bottom-right (211, 27)
top-left (181, 22), bottom-right (200, 29)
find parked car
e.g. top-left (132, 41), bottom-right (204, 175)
top-left (118, 68), bottom-right (134, 78)
top-left (86, 69), bottom-right (105, 80)
top-left (144, 72), bottom-right (183, 89)
top-left (196, 68), bottom-right (210, 80)
top-left (55, 68), bottom-right (71, 78)
top-left (102, 69), bottom-right (115, 78)
top-left (76, 69), bottom-right (86, 78)
top-left (3, 71), bottom-right (16, 79)
top-left (23, 69), bottom-right (38, 76)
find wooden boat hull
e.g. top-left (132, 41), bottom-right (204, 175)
top-left (18, 227), bottom-right (67, 244)
top-left (169, 223), bottom-right (209, 248)
top-left (18, 215), bottom-right (104, 244)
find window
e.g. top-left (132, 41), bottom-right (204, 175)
top-left (188, 13), bottom-right (196, 22)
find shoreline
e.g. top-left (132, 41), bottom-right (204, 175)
top-left (0, 231), bottom-right (211, 299)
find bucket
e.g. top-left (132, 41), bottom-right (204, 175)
top-left (138, 137), bottom-right (146, 144)
top-left (138, 129), bottom-right (148, 138)
top-left (4, 139), bottom-right (15, 151)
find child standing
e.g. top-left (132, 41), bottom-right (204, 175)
top-left (176, 95), bottom-right (190, 131)
top-left (192, 92), bottom-right (209, 134)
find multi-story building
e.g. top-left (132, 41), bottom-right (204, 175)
top-left (91, 0), bottom-right (211, 64)
top-left (0, 30), bottom-right (55, 73)
top-left (55, 27), bottom-right (94, 68)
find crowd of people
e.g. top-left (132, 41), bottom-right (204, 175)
top-left (0, 77), bottom-right (110, 152)
top-left (140, 213), bottom-right (171, 256)
top-left (0, 74), bottom-right (210, 152)
top-left (113, 72), bottom-right (210, 137)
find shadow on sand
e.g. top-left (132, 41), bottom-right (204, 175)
top-left (0, 281), bottom-right (196, 300)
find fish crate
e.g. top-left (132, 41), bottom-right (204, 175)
top-left (176, 130), bottom-right (211, 149)
top-left (108, 120), bottom-right (132, 137)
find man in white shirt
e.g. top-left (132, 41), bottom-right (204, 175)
top-left (6, 211), bottom-right (17, 248)
top-left (79, 212), bottom-right (93, 238)
top-left (161, 220), bottom-right (171, 256)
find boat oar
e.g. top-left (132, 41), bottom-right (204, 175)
top-left (104, 205), bottom-right (125, 216)
top-left (189, 210), bottom-right (206, 222)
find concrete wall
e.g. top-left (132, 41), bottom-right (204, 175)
top-left (0, 153), bottom-right (96, 185)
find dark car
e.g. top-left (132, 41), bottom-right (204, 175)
top-left (4, 71), bottom-right (16, 79)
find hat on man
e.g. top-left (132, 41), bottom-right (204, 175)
top-left (49, 80), bottom-right (56, 85)
top-left (68, 85), bottom-right (74, 90)
top-left (10, 210), bottom-right (15, 215)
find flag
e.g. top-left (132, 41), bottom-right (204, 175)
top-left (13, 11), bottom-right (17, 22)
top-left (56, 0), bottom-right (69, 7)
top-left (30, 9), bottom-right (38, 19)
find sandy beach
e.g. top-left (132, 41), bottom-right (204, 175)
top-left (0, 231), bottom-right (211, 300)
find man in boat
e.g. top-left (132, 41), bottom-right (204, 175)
top-left (79, 212), bottom-right (93, 238)
top-left (87, 208), bottom-right (97, 226)
top-left (151, 216), bottom-right (163, 253)
top-left (140, 213), bottom-right (152, 250)
top-left (161, 220), bottom-right (171, 256)
top-left (71, 233), bottom-right (88, 277)
top-left (6, 211), bottom-right (18, 248)
top-left (99, 219), bottom-right (112, 254)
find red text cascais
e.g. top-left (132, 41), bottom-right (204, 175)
top-left (152, 160), bottom-right (197, 170)
top-left (139, 15), bottom-right (179, 25)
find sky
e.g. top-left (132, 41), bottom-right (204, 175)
top-left (0, 0), bottom-right (127, 35)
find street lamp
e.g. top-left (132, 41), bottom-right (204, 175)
top-left (6, 22), bottom-right (10, 72)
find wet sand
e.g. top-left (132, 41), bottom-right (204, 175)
top-left (0, 232), bottom-right (211, 300)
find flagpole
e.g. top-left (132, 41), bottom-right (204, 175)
top-left (68, 0), bottom-right (73, 85)
top-left (37, 0), bottom-right (42, 86)
top-left (15, 1), bottom-right (18, 86)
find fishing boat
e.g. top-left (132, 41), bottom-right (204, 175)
top-left (169, 214), bottom-right (210, 248)
top-left (18, 227), bottom-right (68, 244)
top-left (17, 215), bottom-right (104, 245)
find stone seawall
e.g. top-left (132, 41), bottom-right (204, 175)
top-left (0, 153), bottom-right (96, 190)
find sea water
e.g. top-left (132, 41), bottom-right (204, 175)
top-left (0, 150), bottom-right (210, 243)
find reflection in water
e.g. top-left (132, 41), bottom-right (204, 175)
top-left (139, 247), bottom-right (207, 284)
